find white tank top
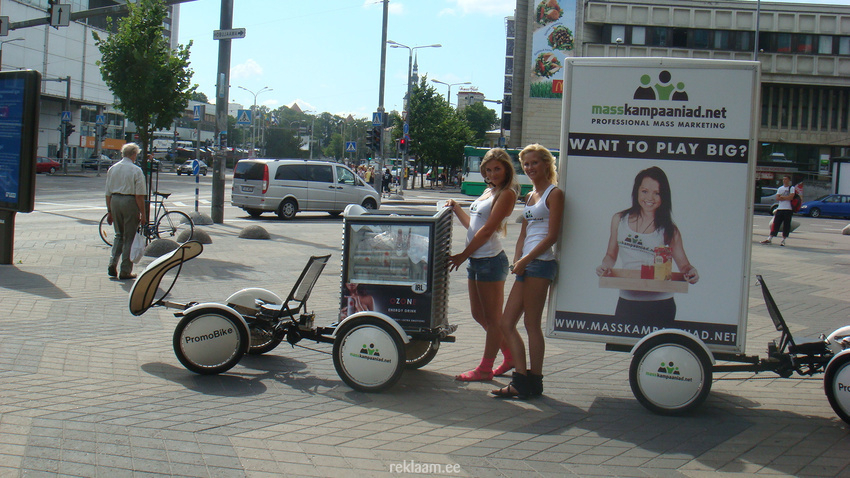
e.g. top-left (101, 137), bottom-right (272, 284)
top-left (616, 214), bottom-right (672, 301)
top-left (466, 192), bottom-right (504, 258)
top-left (521, 184), bottom-right (556, 260)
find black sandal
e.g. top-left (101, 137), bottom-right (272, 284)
top-left (490, 372), bottom-right (530, 399)
top-left (528, 372), bottom-right (543, 398)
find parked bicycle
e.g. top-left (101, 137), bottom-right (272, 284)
top-left (99, 191), bottom-right (194, 246)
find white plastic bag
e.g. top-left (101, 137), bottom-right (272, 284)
top-left (130, 232), bottom-right (145, 263)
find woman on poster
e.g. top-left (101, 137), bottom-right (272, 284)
top-left (339, 283), bottom-right (374, 320)
top-left (447, 148), bottom-right (519, 382)
top-left (492, 144), bottom-right (563, 399)
top-left (595, 166), bottom-right (699, 326)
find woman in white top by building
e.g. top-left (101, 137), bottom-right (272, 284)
top-left (447, 149), bottom-right (519, 381)
top-left (492, 144), bottom-right (564, 399)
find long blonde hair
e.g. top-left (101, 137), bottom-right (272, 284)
top-left (481, 148), bottom-right (519, 202)
top-left (519, 143), bottom-right (557, 185)
top-left (480, 148), bottom-right (518, 236)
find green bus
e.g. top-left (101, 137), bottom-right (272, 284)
top-left (460, 146), bottom-right (559, 196)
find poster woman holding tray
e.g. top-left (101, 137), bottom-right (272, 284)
top-left (595, 166), bottom-right (699, 325)
top-left (447, 148), bottom-right (519, 382)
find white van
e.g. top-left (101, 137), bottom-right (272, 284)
top-left (231, 159), bottom-right (381, 219)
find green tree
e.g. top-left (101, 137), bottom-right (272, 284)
top-left (265, 127), bottom-right (306, 159)
top-left (93, 0), bottom-right (196, 179)
top-left (402, 77), bottom-right (472, 187)
top-left (462, 102), bottom-right (499, 145)
top-left (190, 91), bottom-right (210, 104)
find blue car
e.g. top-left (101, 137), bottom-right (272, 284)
top-left (798, 194), bottom-right (850, 218)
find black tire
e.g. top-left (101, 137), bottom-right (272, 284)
top-left (332, 316), bottom-right (405, 392)
top-left (404, 339), bottom-right (439, 369)
top-left (247, 321), bottom-right (284, 355)
top-left (629, 334), bottom-right (712, 415)
top-left (48, 167), bottom-right (56, 175)
top-left (246, 209), bottom-right (263, 218)
top-left (824, 352), bottom-right (850, 426)
top-left (156, 211), bottom-right (193, 242)
top-left (176, 171), bottom-right (182, 176)
top-left (277, 199), bottom-right (297, 220)
top-left (769, 204), bottom-right (778, 215)
top-left (810, 207), bottom-right (821, 218)
top-left (328, 211), bottom-right (342, 217)
top-left (99, 213), bottom-right (114, 246)
top-left (362, 198), bottom-right (377, 210)
top-left (172, 308), bottom-right (249, 375)
top-left (202, 168), bottom-right (208, 176)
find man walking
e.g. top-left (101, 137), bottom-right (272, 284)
top-left (105, 143), bottom-right (146, 279)
top-left (761, 175), bottom-right (797, 247)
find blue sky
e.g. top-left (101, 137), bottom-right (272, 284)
top-left (177, 0), bottom-right (516, 119)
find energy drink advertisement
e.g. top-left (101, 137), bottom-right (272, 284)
top-left (549, 58), bottom-right (759, 354)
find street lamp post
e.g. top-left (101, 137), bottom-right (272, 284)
top-left (238, 85), bottom-right (272, 158)
top-left (0, 38), bottom-right (24, 71)
top-left (387, 40), bottom-right (441, 190)
top-left (431, 79), bottom-right (471, 107)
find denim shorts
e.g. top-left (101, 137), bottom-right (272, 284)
top-left (467, 250), bottom-right (509, 282)
top-left (515, 259), bottom-right (557, 282)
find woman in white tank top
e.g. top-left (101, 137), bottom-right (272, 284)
top-left (446, 149), bottom-right (519, 382)
top-left (492, 144), bottom-right (564, 399)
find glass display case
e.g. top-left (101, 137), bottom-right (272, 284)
top-left (340, 206), bottom-right (453, 331)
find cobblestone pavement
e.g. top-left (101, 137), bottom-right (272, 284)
top-left (1, 178), bottom-right (849, 477)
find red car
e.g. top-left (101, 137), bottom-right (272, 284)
top-left (36, 156), bottom-right (61, 174)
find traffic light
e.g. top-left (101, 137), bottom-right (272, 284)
top-left (47, 0), bottom-right (57, 23)
top-left (64, 123), bottom-right (75, 140)
top-left (371, 126), bottom-right (382, 151)
top-left (398, 137), bottom-right (407, 153)
top-left (365, 129), bottom-right (373, 150)
top-left (96, 124), bottom-right (107, 138)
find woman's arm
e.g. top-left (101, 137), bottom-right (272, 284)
top-left (512, 187), bottom-right (564, 275)
top-left (449, 190), bottom-right (517, 271)
top-left (670, 228), bottom-right (699, 284)
top-left (596, 213), bottom-right (621, 277)
top-left (445, 199), bottom-right (471, 229)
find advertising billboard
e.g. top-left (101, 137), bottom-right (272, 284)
top-left (528, 0), bottom-right (576, 99)
top-left (548, 58), bottom-right (759, 354)
top-left (0, 70), bottom-right (41, 213)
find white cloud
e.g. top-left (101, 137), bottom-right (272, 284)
top-left (230, 59), bottom-right (263, 80)
top-left (447, 0), bottom-right (515, 15)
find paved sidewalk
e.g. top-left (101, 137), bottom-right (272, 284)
top-left (1, 189), bottom-right (849, 477)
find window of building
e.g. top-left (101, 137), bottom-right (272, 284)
top-left (714, 30), bottom-right (730, 50)
top-left (631, 26), bottom-right (646, 45)
top-left (777, 33), bottom-right (792, 53)
top-left (735, 31), bottom-right (752, 52)
top-left (611, 25), bottom-right (626, 43)
top-left (672, 28), bottom-right (688, 48)
top-left (650, 27), bottom-right (668, 47)
top-left (840, 37), bottom-right (850, 55)
top-left (692, 29), bottom-right (710, 49)
top-left (819, 36), bottom-right (833, 55)
top-left (797, 34), bottom-right (814, 54)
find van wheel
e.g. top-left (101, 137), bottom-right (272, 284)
top-left (277, 199), bottom-right (297, 219)
top-left (246, 209), bottom-right (263, 218)
top-left (329, 211), bottom-right (342, 217)
top-left (362, 198), bottom-right (377, 210)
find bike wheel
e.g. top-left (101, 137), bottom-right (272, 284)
top-left (99, 213), bottom-right (114, 246)
top-left (155, 211), bottom-right (193, 243)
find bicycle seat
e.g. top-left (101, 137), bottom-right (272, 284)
top-left (129, 240), bottom-right (203, 316)
top-left (154, 191), bottom-right (171, 199)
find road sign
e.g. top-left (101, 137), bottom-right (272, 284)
top-left (345, 141), bottom-right (356, 153)
top-left (213, 28), bottom-right (246, 40)
top-left (50, 3), bottom-right (71, 27)
top-left (191, 159), bottom-right (200, 176)
top-left (236, 109), bottom-right (252, 125)
top-left (95, 114), bottom-right (106, 125)
top-left (193, 105), bottom-right (205, 122)
top-left (372, 112), bottom-right (382, 126)
top-left (403, 123), bottom-right (409, 135)
top-left (0, 16), bottom-right (9, 37)
top-left (60, 111), bottom-right (71, 122)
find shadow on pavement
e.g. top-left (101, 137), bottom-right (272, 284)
top-left (0, 266), bottom-right (70, 299)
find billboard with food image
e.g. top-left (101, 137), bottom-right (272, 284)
top-left (529, 0), bottom-right (576, 99)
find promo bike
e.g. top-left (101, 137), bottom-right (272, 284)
top-left (99, 191), bottom-right (194, 246)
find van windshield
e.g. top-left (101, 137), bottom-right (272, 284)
top-left (234, 161), bottom-right (265, 180)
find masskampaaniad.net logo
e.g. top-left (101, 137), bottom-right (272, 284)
top-left (590, 70), bottom-right (729, 126)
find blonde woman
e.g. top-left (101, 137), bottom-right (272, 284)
top-left (493, 144), bottom-right (563, 399)
top-left (447, 148), bottom-right (519, 381)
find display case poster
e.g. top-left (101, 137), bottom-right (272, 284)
top-left (549, 58), bottom-right (759, 354)
top-left (341, 223), bottom-right (433, 329)
top-left (0, 78), bottom-right (26, 209)
top-left (529, 0), bottom-right (576, 99)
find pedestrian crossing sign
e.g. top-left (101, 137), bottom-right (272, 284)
top-left (236, 109), bottom-right (252, 125)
